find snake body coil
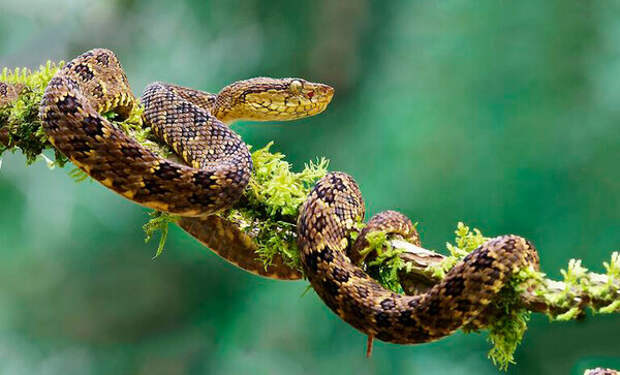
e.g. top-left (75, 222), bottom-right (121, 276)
top-left (297, 173), bottom-right (540, 344)
top-left (38, 49), bottom-right (332, 216)
top-left (3, 49), bottom-right (541, 346)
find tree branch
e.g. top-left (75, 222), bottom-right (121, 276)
top-left (389, 238), bottom-right (620, 318)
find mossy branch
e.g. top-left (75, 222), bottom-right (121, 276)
top-left (386, 225), bottom-right (620, 320)
top-left (1, 60), bottom-right (618, 371)
top-left (361, 223), bottom-right (619, 370)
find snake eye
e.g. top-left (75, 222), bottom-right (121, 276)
top-left (289, 80), bottom-right (303, 94)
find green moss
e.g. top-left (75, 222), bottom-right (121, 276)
top-left (246, 142), bottom-right (329, 217)
top-left (426, 222), bottom-right (488, 279)
top-left (599, 300), bottom-right (620, 314)
top-left (533, 258), bottom-right (592, 320)
top-left (361, 230), bottom-right (406, 293)
top-left (142, 211), bottom-right (180, 258)
top-left (555, 307), bottom-right (581, 321)
top-left (592, 252), bottom-right (620, 313)
top-left (0, 61), bottom-right (67, 166)
top-left (224, 206), bottom-right (301, 271)
top-left (143, 142), bottom-right (329, 269)
top-left (606, 252), bottom-right (620, 278)
top-left (484, 266), bottom-right (541, 370)
top-left (350, 227), bottom-right (436, 294)
top-left (223, 142), bottom-right (329, 272)
top-left (561, 258), bottom-right (589, 285)
top-left (538, 253), bottom-right (620, 317)
top-left (486, 306), bottom-right (530, 371)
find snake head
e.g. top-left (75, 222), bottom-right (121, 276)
top-left (215, 77), bottom-right (334, 123)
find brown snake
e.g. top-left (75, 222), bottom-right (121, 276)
top-left (1, 49), bottom-right (542, 347)
top-left (298, 173), bottom-right (540, 345)
top-left (38, 49), bottom-right (332, 216)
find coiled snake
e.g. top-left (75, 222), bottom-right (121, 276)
top-left (2, 49), bottom-right (541, 347)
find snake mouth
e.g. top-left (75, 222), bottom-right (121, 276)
top-left (315, 84), bottom-right (334, 105)
top-left (302, 83), bottom-right (334, 117)
top-left (317, 83), bottom-right (335, 99)
top-left (288, 82), bottom-right (334, 118)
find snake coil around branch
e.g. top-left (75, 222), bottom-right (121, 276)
top-left (1, 49), bottom-right (618, 371)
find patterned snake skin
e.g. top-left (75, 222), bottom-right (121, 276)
top-left (38, 49), bottom-right (333, 217)
top-left (297, 172), bottom-right (540, 344)
top-left (3, 48), bottom-right (542, 346)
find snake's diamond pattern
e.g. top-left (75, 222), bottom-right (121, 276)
top-left (297, 172), bottom-right (540, 344)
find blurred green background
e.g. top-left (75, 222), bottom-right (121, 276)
top-left (1, 0), bottom-right (619, 374)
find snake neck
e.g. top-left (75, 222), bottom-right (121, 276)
top-left (212, 93), bottom-right (236, 124)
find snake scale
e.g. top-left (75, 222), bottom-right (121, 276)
top-left (1, 49), bottom-right (541, 346)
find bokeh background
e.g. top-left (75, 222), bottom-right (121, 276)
top-left (1, 0), bottom-right (619, 374)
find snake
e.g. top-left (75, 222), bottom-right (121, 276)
top-left (1, 48), bottom-right (542, 347)
top-left (297, 172), bottom-right (540, 345)
top-left (37, 48), bottom-right (333, 217)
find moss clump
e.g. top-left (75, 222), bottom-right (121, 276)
top-left (143, 142), bottom-right (329, 272)
top-left (426, 222), bottom-right (488, 279)
top-left (143, 210), bottom-right (180, 258)
top-left (223, 207), bottom-right (300, 271)
top-left (483, 266), bottom-right (540, 370)
top-left (486, 304), bottom-right (530, 371)
top-left (222, 142), bottom-right (329, 272)
top-left (350, 228), bottom-right (409, 294)
top-left (596, 252), bottom-right (620, 313)
top-left (0, 62), bottom-right (66, 166)
top-left (537, 252), bottom-right (620, 319)
top-left (246, 141), bottom-right (328, 216)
